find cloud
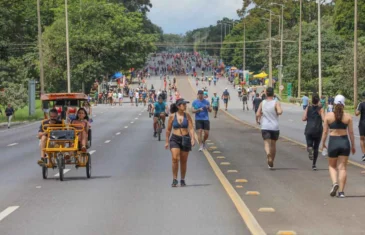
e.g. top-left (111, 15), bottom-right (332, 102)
top-left (148, 0), bottom-right (242, 34)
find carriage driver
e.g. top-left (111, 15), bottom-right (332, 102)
top-left (37, 109), bottom-right (62, 165)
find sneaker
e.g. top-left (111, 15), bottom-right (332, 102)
top-left (338, 192), bottom-right (346, 198)
top-left (203, 143), bottom-right (207, 150)
top-left (308, 147), bottom-right (314, 160)
top-left (199, 144), bottom-right (203, 152)
top-left (362, 155), bottom-right (365, 162)
top-left (312, 165), bottom-right (317, 171)
top-left (330, 183), bottom-right (339, 197)
top-left (267, 153), bottom-right (274, 169)
top-left (171, 179), bottom-right (178, 187)
top-left (162, 123), bottom-right (165, 129)
top-left (268, 164), bottom-right (273, 170)
top-left (180, 179), bottom-right (186, 187)
top-left (153, 132), bottom-right (157, 137)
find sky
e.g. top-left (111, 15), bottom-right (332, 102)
top-left (148, 0), bottom-right (242, 35)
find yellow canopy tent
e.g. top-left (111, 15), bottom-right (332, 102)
top-left (253, 72), bottom-right (268, 78)
top-left (230, 66), bottom-right (238, 70)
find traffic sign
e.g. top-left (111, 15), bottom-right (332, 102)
top-left (279, 85), bottom-right (284, 91)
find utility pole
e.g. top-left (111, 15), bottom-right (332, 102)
top-left (224, 23), bottom-right (227, 38)
top-left (279, 4), bottom-right (284, 97)
top-left (298, 0), bottom-right (302, 97)
top-left (37, 0), bottom-right (45, 94)
top-left (318, 0), bottom-right (322, 97)
top-left (243, 22), bottom-right (246, 72)
top-left (269, 11), bottom-right (273, 87)
top-left (354, 0), bottom-right (358, 109)
top-left (65, 0), bottom-right (71, 93)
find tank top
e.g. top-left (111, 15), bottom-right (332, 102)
top-left (305, 105), bottom-right (323, 136)
top-left (261, 100), bottom-right (279, 131)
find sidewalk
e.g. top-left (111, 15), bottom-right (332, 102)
top-left (187, 75), bottom-right (365, 163)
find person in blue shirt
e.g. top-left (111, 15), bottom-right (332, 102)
top-left (302, 94), bottom-right (309, 110)
top-left (192, 90), bottom-right (212, 151)
top-left (152, 95), bottom-right (167, 137)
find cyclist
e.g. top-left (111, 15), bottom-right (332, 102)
top-left (152, 95), bottom-right (167, 137)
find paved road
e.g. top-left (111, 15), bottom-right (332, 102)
top-left (0, 76), bottom-right (249, 235)
top-left (177, 74), bottom-right (365, 235)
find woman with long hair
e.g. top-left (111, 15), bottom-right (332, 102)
top-left (71, 108), bottom-right (90, 152)
top-left (321, 95), bottom-right (356, 198)
top-left (165, 99), bottom-right (195, 187)
top-left (302, 93), bottom-right (325, 170)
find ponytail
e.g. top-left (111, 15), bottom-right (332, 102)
top-left (170, 103), bottom-right (178, 114)
top-left (334, 104), bottom-right (344, 122)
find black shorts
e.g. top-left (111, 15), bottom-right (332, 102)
top-left (359, 123), bottom-right (365, 136)
top-left (328, 136), bottom-right (350, 158)
top-left (223, 99), bottom-right (228, 104)
top-left (261, 130), bottom-right (280, 141)
top-left (195, 120), bottom-right (210, 130)
top-left (170, 134), bottom-right (191, 152)
top-left (154, 113), bottom-right (165, 118)
top-left (213, 106), bottom-right (218, 111)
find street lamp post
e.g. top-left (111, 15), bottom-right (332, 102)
top-left (65, 0), bottom-right (71, 93)
top-left (261, 8), bottom-right (274, 87)
top-left (354, 0), bottom-right (358, 109)
top-left (243, 21), bottom-right (246, 72)
top-left (298, 0), bottom-right (302, 98)
top-left (37, 0), bottom-right (45, 94)
top-left (318, 0), bottom-right (322, 98)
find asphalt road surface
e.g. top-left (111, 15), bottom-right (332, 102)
top-left (1, 55), bottom-right (365, 235)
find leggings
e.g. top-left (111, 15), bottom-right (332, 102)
top-left (305, 134), bottom-right (321, 166)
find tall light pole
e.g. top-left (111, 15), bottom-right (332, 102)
top-left (318, 0), bottom-right (322, 97)
top-left (37, 0), bottom-right (45, 94)
top-left (298, 0), bottom-right (302, 97)
top-left (243, 21), bottom-right (246, 72)
top-left (65, 0), bottom-right (71, 93)
top-left (354, 0), bottom-right (358, 109)
top-left (269, 11), bottom-right (273, 87)
top-left (271, 3), bottom-right (285, 97)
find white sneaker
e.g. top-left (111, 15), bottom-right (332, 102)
top-left (199, 145), bottom-right (203, 152)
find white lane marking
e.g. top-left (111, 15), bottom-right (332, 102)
top-left (139, 114), bottom-right (142, 116)
top-left (124, 126), bottom-right (128, 128)
top-left (288, 119), bottom-right (293, 122)
top-left (116, 132), bottom-right (121, 135)
top-left (54, 169), bottom-right (71, 177)
top-left (89, 150), bottom-right (96, 155)
top-left (130, 121), bottom-right (134, 124)
top-left (135, 118), bottom-right (138, 120)
top-left (36, 186), bottom-right (42, 189)
top-left (7, 143), bottom-right (18, 147)
top-left (0, 206), bottom-right (19, 222)
top-left (105, 140), bottom-right (111, 143)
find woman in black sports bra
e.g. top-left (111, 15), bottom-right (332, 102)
top-left (321, 95), bottom-right (356, 198)
top-left (165, 98), bottom-right (195, 187)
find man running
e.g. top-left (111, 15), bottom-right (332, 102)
top-left (355, 91), bottom-right (365, 161)
top-left (221, 88), bottom-right (230, 111)
top-left (242, 89), bottom-right (249, 111)
top-left (253, 93), bottom-right (262, 114)
top-left (211, 92), bottom-right (219, 118)
top-left (152, 95), bottom-right (167, 137)
top-left (134, 89), bottom-right (139, 107)
top-left (192, 90), bottom-right (212, 151)
top-left (256, 87), bottom-right (283, 169)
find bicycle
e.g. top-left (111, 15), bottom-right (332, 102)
top-left (156, 116), bottom-right (164, 141)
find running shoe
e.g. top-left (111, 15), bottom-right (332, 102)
top-left (267, 153), bottom-right (274, 169)
top-left (330, 183), bottom-right (339, 197)
top-left (171, 179), bottom-right (178, 187)
top-left (199, 144), bottom-right (203, 152)
top-left (362, 154), bottom-right (365, 162)
top-left (308, 147), bottom-right (314, 161)
top-left (338, 192), bottom-right (345, 198)
top-left (153, 132), bottom-right (157, 137)
top-left (203, 143), bottom-right (207, 150)
top-left (180, 180), bottom-right (186, 187)
top-left (312, 165), bottom-right (317, 171)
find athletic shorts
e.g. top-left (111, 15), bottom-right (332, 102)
top-left (154, 112), bottom-right (165, 118)
top-left (328, 136), bottom-right (350, 158)
top-left (170, 134), bottom-right (191, 152)
top-left (359, 123), bottom-right (365, 136)
top-left (223, 99), bottom-right (228, 104)
top-left (213, 106), bottom-right (218, 111)
top-left (261, 130), bottom-right (280, 141)
top-left (195, 120), bottom-right (210, 130)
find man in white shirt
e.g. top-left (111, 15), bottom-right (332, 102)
top-left (135, 90), bottom-right (139, 107)
top-left (118, 92), bottom-right (123, 106)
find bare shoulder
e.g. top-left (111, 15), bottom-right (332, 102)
top-left (344, 113), bottom-right (353, 122)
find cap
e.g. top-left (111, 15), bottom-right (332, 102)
top-left (334, 95), bottom-right (345, 106)
top-left (198, 90), bottom-right (204, 95)
top-left (225, 88), bottom-right (228, 90)
top-left (176, 98), bottom-right (190, 106)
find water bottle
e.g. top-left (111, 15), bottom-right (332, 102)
top-left (322, 148), bottom-right (328, 157)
